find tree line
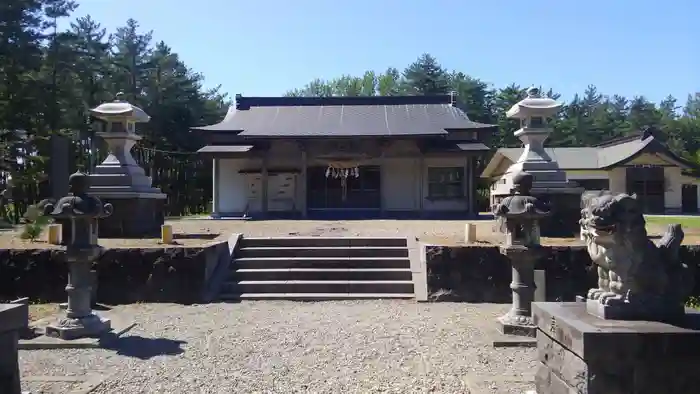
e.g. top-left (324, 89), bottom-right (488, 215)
top-left (0, 0), bottom-right (229, 221)
top-left (287, 53), bottom-right (700, 160)
top-left (2, 2), bottom-right (698, 221)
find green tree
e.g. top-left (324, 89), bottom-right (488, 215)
top-left (401, 53), bottom-right (450, 95)
top-left (377, 67), bottom-right (402, 96)
top-left (448, 72), bottom-right (495, 124)
top-left (0, 3), bottom-right (228, 219)
top-left (492, 84), bottom-right (526, 147)
top-left (285, 53), bottom-right (700, 168)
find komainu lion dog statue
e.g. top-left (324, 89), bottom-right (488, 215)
top-left (580, 192), bottom-right (692, 320)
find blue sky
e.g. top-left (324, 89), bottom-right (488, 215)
top-left (63, 0), bottom-right (698, 104)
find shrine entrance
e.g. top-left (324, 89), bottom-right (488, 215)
top-left (682, 184), bottom-right (698, 213)
top-left (626, 166), bottom-right (665, 214)
top-left (306, 165), bottom-right (381, 214)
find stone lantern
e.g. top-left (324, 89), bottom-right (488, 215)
top-left (492, 171), bottom-right (550, 337)
top-left (88, 93), bottom-right (166, 237)
top-left (43, 172), bottom-right (113, 340)
top-left (491, 86), bottom-right (583, 237)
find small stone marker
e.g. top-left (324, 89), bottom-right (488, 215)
top-left (47, 224), bottom-right (61, 245)
top-left (464, 223), bottom-right (476, 243)
top-left (534, 270), bottom-right (546, 302)
top-left (161, 224), bottom-right (173, 244)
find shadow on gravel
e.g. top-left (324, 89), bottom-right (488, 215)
top-left (101, 335), bottom-right (186, 360)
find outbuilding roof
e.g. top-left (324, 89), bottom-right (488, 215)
top-left (481, 129), bottom-right (697, 178)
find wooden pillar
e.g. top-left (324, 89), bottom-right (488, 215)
top-left (473, 156), bottom-right (480, 216)
top-left (379, 153), bottom-right (385, 217)
top-left (211, 158), bottom-right (219, 216)
top-left (418, 155), bottom-right (425, 218)
top-left (261, 155), bottom-right (268, 217)
top-left (301, 149), bottom-right (308, 219)
top-left (467, 155), bottom-right (474, 216)
top-left (464, 155), bottom-right (470, 215)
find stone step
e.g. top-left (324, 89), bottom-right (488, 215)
top-left (220, 293), bottom-right (415, 301)
top-left (231, 268), bottom-right (413, 281)
top-left (241, 237), bottom-right (408, 248)
top-left (233, 257), bottom-right (411, 269)
top-left (221, 280), bottom-right (415, 294)
top-left (237, 246), bottom-right (409, 259)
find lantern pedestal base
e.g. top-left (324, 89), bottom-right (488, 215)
top-left (94, 195), bottom-right (165, 238)
top-left (535, 192), bottom-right (583, 238)
top-left (45, 314), bottom-right (111, 341)
top-left (497, 245), bottom-right (539, 339)
top-left (497, 313), bottom-right (537, 337)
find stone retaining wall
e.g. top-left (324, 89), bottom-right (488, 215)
top-left (425, 245), bottom-right (700, 302)
top-left (0, 243), bottom-right (226, 305)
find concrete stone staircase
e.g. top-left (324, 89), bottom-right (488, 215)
top-left (219, 237), bottom-right (415, 300)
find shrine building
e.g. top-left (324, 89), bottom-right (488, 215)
top-left (194, 94), bottom-right (495, 219)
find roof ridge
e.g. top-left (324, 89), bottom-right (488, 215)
top-left (593, 129), bottom-right (658, 148)
top-left (234, 95), bottom-right (454, 109)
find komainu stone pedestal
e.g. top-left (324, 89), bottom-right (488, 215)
top-left (585, 297), bottom-right (687, 322)
top-left (0, 303), bottom-right (28, 394)
top-left (532, 302), bottom-right (700, 394)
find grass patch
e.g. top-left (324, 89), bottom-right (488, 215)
top-left (645, 216), bottom-right (700, 229)
top-left (28, 303), bottom-right (58, 322)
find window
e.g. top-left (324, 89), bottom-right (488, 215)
top-left (427, 167), bottom-right (464, 199)
top-left (529, 116), bottom-right (544, 128)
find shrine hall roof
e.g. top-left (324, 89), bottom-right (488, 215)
top-left (191, 95), bottom-right (496, 138)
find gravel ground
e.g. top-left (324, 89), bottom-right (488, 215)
top-left (3, 217), bottom-right (696, 249)
top-left (173, 218), bottom-right (697, 245)
top-left (22, 380), bottom-right (82, 394)
top-left (20, 301), bottom-right (537, 394)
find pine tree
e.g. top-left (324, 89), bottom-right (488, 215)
top-left (401, 53), bottom-right (450, 95)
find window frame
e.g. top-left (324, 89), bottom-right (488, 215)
top-left (427, 167), bottom-right (465, 200)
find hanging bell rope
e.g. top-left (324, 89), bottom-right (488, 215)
top-left (325, 161), bottom-right (361, 179)
top-left (325, 161), bottom-right (361, 201)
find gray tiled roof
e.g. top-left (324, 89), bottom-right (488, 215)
top-left (497, 147), bottom-right (600, 169)
top-left (597, 137), bottom-right (654, 168)
top-left (490, 133), bottom-right (677, 174)
top-left (192, 95), bottom-right (495, 137)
